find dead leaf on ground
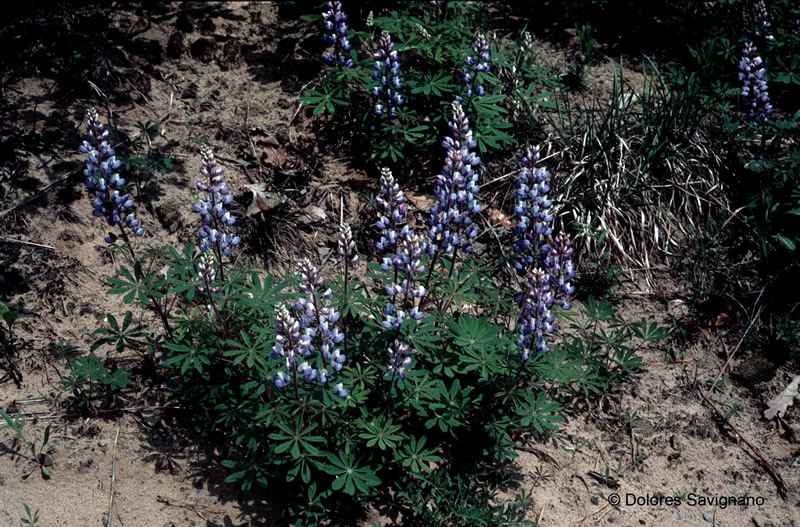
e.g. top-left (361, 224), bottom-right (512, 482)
top-left (765, 375), bottom-right (800, 420)
top-left (243, 183), bottom-right (288, 216)
top-left (261, 145), bottom-right (287, 167)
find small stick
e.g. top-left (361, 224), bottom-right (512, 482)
top-left (700, 389), bottom-right (787, 498)
top-left (107, 425), bottom-right (121, 527)
top-left (0, 238), bottom-right (55, 250)
top-left (704, 306), bottom-right (763, 399)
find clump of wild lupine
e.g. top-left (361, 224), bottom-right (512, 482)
top-left (80, 109), bottom-right (144, 243)
top-left (427, 101), bottom-right (482, 255)
top-left (738, 42), bottom-right (774, 126)
top-left (192, 147), bottom-right (240, 257)
top-left (271, 259), bottom-right (346, 395)
top-left (321, 1), bottom-right (353, 68)
top-left (512, 146), bottom-right (576, 359)
top-left (376, 168), bottom-right (427, 330)
top-left (371, 31), bottom-right (404, 118)
top-left (461, 33), bottom-right (492, 100)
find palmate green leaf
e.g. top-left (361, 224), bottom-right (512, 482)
top-left (107, 263), bottom-right (163, 305)
top-left (516, 391), bottom-right (565, 434)
top-left (447, 315), bottom-right (498, 351)
top-left (358, 417), bottom-right (404, 451)
top-left (162, 340), bottom-right (213, 374)
top-left (268, 419), bottom-right (324, 459)
top-left (396, 435), bottom-right (440, 474)
top-left (411, 71), bottom-right (457, 97)
top-left (91, 311), bottom-right (148, 353)
top-left (224, 330), bottom-right (270, 370)
top-left (317, 450), bottom-right (381, 496)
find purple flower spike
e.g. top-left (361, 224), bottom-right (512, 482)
top-left (193, 147), bottom-right (240, 257)
top-left (515, 269), bottom-right (555, 360)
top-left (738, 42), bottom-right (773, 127)
top-left (372, 31), bottom-right (404, 118)
top-left (321, 1), bottom-right (354, 68)
top-left (197, 253), bottom-right (221, 294)
top-left (513, 145), bottom-right (553, 276)
top-left (386, 339), bottom-right (412, 379)
top-left (461, 34), bottom-right (491, 100)
top-left (375, 168), bottom-right (427, 330)
top-left (753, 1), bottom-right (774, 42)
top-left (338, 222), bottom-right (359, 265)
top-left (81, 109), bottom-right (144, 241)
top-left (427, 101), bottom-right (482, 256)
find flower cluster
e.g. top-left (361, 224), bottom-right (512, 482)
top-left (461, 34), bottom-right (491, 100)
top-left (753, 1), bottom-right (774, 42)
top-left (738, 42), bottom-right (774, 127)
top-left (386, 339), bottom-right (411, 379)
top-left (80, 109), bottom-right (144, 243)
top-left (272, 259), bottom-right (346, 396)
top-left (513, 145), bottom-right (553, 277)
top-left (512, 147), bottom-right (576, 360)
top-left (428, 101), bottom-right (482, 255)
top-left (321, 1), bottom-right (353, 68)
top-left (197, 253), bottom-right (221, 295)
top-left (372, 31), bottom-right (404, 118)
top-left (376, 168), bottom-right (426, 330)
top-left (337, 222), bottom-right (358, 265)
top-left (192, 147), bottom-right (240, 257)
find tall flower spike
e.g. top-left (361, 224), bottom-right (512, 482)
top-left (548, 232), bottom-right (576, 310)
top-left (461, 33), bottom-right (491, 100)
top-left (738, 42), bottom-right (773, 127)
top-left (753, 1), bottom-right (774, 42)
top-left (515, 269), bottom-right (555, 360)
top-left (80, 109), bottom-right (144, 243)
top-left (428, 101), bottom-right (482, 255)
top-left (192, 147), bottom-right (240, 257)
top-left (375, 167), bottom-right (427, 330)
top-left (338, 222), bottom-right (358, 265)
top-left (372, 31), bottom-right (404, 118)
top-left (294, 258), bottom-right (345, 383)
top-left (271, 303), bottom-right (302, 389)
top-left (513, 145), bottom-right (553, 276)
top-left (321, 1), bottom-right (354, 68)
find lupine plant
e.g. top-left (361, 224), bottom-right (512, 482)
top-left (371, 30), bottom-right (404, 118)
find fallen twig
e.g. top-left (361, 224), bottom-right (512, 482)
top-left (107, 425), bottom-right (121, 527)
top-left (699, 389), bottom-right (787, 498)
top-left (0, 238), bottom-right (55, 250)
top-left (704, 305), bottom-right (763, 399)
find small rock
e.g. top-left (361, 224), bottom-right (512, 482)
top-left (190, 38), bottom-right (217, 64)
top-left (167, 33), bottom-right (187, 59)
top-left (98, 439), bottom-right (108, 448)
top-left (175, 12), bottom-right (195, 32)
top-left (669, 435), bottom-right (684, 451)
top-left (591, 496), bottom-right (599, 505)
top-left (196, 489), bottom-right (207, 500)
top-left (703, 512), bottom-right (713, 522)
top-left (672, 512), bottom-right (683, 521)
top-left (712, 446), bottom-right (725, 459)
top-left (66, 459), bottom-right (74, 466)
top-left (667, 452), bottom-right (681, 461)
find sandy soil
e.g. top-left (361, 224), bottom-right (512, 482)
top-left (0, 2), bottom-right (798, 526)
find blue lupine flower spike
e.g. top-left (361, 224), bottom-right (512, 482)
top-left (461, 33), bottom-right (491, 100)
top-left (80, 109), bottom-right (144, 243)
top-left (427, 101), bottom-right (482, 255)
top-left (192, 146), bottom-right (240, 257)
top-left (738, 42), bottom-right (774, 127)
top-left (513, 145), bottom-right (553, 277)
top-left (753, 1), bottom-right (774, 42)
top-left (372, 31), bottom-right (404, 118)
top-left (322, 1), bottom-right (354, 68)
